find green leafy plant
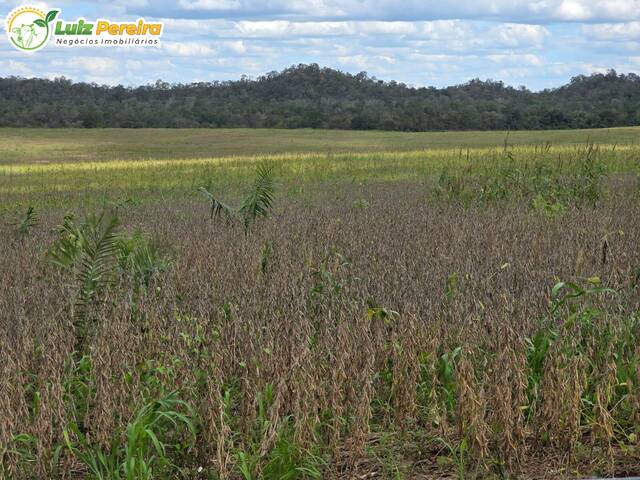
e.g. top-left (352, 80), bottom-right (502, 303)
top-left (63, 355), bottom-right (94, 429)
top-left (61, 391), bottom-right (196, 480)
top-left (50, 211), bottom-right (121, 329)
top-left (117, 232), bottom-right (169, 287)
top-left (49, 210), bottom-right (168, 348)
top-left (436, 347), bottom-right (462, 415)
top-left (307, 249), bottom-right (354, 316)
top-left (445, 272), bottom-right (459, 302)
top-left (435, 436), bottom-right (469, 480)
top-left (531, 194), bottom-right (565, 217)
top-left (234, 383), bottom-right (324, 480)
top-left (525, 326), bottom-right (556, 415)
top-left (11, 205), bottom-right (38, 236)
top-left (198, 183), bottom-right (234, 221)
top-left (261, 423), bottom-right (325, 480)
top-left (352, 198), bottom-right (370, 209)
top-left (572, 143), bottom-right (606, 207)
top-left (199, 163), bottom-right (276, 234)
top-left (235, 383), bottom-right (275, 480)
top-left (259, 240), bottom-right (274, 275)
top-left (550, 279), bottom-right (615, 317)
top-left (0, 434), bottom-right (38, 478)
top-left (431, 168), bottom-right (473, 205)
top-left (239, 164), bottom-right (276, 232)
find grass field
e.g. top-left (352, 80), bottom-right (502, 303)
top-left (1, 127), bottom-right (640, 480)
top-left (1, 126), bottom-right (639, 164)
top-left (2, 127), bottom-right (639, 209)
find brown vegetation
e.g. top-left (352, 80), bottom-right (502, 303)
top-left (1, 178), bottom-right (640, 479)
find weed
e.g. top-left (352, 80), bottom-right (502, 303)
top-left (61, 391), bottom-right (196, 480)
top-left (11, 205), bottom-right (38, 236)
top-left (49, 210), bottom-right (168, 348)
top-left (199, 163), bottom-right (276, 234)
top-left (50, 211), bottom-right (122, 339)
top-left (259, 241), bottom-right (274, 275)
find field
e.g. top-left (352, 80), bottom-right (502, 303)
top-left (2, 126), bottom-right (640, 164)
top-left (1, 127), bottom-right (640, 479)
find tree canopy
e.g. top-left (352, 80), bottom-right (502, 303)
top-left (1, 64), bottom-right (638, 130)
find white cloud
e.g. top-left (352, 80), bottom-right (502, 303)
top-left (236, 21), bottom-right (352, 37)
top-left (494, 67), bottom-right (532, 79)
top-left (50, 57), bottom-right (119, 75)
top-left (0, 0), bottom-right (638, 91)
top-left (582, 22), bottom-right (640, 41)
top-left (233, 20), bottom-right (468, 39)
top-left (164, 42), bottom-right (216, 56)
top-left (579, 63), bottom-right (611, 74)
top-left (337, 54), bottom-right (395, 69)
top-left (0, 59), bottom-right (31, 75)
top-left (87, 59), bottom-right (118, 75)
top-left (488, 53), bottom-right (544, 66)
top-left (486, 24), bottom-right (549, 48)
top-left (125, 59), bottom-right (175, 70)
top-left (121, 0), bottom-right (640, 23)
top-left (224, 40), bottom-right (246, 53)
top-left (178, 0), bottom-right (241, 10)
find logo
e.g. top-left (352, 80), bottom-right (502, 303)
top-left (5, 6), bottom-right (163, 52)
top-left (6, 6), bottom-right (58, 52)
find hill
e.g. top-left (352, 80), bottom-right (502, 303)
top-left (1, 64), bottom-right (639, 130)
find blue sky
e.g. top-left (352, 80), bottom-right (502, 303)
top-left (1, 0), bottom-right (639, 90)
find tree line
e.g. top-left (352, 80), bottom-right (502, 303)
top-left (1, 64), bottom-right (638, 130)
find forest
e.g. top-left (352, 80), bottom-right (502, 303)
top-left (0, 64), bottom-right (638, 130)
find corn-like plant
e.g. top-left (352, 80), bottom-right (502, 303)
top-left (550, 279), bottom-right (615, 317)
top-left (61, 391), bottom-right (196, 480)
top-left (260, 422), bottom-right (325, 480)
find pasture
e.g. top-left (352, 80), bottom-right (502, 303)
top-left (1, 126), bottom-right (640, 164)
top-left (1, 127), bottom-right (640, 479)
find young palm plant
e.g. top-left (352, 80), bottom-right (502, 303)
top-left (199, 163), bottom-right (276, 234)
top-left (49, 212), bottom-right (121, 338)
top-left (238, 164), bottom-right (276, 232)
top-left (49, 211), bottom-right (168, 352)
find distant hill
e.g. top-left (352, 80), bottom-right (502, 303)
top-left (1, 64), bottom-right (639, 130)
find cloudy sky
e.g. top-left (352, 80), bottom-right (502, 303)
top-left (1, 0), bottom-right (639, 90)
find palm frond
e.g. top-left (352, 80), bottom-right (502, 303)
top-left (49, 215), bottom-right (84, 271)
top-left (198, 186), bottom-right (235, 220)
top-left (239, 164), bottom-right (276, 232)
top-left (71, 212), bottom-right (121, 325)
top-left (198, 164), bottom-right (276, 234)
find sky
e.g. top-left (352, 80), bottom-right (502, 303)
top-left (0, 0), bottom-right (639, 90)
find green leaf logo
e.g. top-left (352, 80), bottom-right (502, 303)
top-left (45, 10), bottom-right (58, 23)
top-left (5, 6), bottom-right (59, 52)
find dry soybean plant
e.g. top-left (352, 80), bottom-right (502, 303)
top-left (1, 176), bottom-right (639, 479)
